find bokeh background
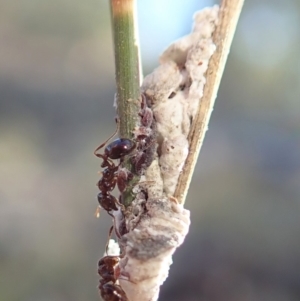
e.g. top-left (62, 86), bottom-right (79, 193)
top-left (1, 0), bottom-right (300, 300)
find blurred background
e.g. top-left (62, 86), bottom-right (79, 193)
top-left (1, 0), bottom-right (300, 300)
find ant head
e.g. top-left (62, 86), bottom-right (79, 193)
top-left (105, 138), bottom-right (136, 160)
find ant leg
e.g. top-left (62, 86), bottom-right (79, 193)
top-left (94, 121), bottom-right (120, 156)
top-left (115, 198), bottom-right (125, 212)
top-left (95, 154), bottom-right (114, 168)
top-left (138, 180), bottom-right (155, 187)
top-left (104, 158), bottom-right (115, 168)
top-left (106, 205), bottom-right (125, 240)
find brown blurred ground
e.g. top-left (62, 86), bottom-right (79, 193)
top-left (1, 1), bottom-right (300, 301)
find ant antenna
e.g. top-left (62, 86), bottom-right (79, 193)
top-left (94, 120), bottom-right (120, 155)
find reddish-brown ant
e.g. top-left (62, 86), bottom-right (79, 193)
top-left (98, 255), bottom-right (128, 301)
top-left (98, 227), bottom-right (127, 301)
top-left (94, 124), bottom-right (136, 216)
top-left (94, 94), bottom-right (156, 216)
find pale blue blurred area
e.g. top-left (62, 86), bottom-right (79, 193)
top-left (138, 0), bottom-right (214, 62)
top-left (1, 0), bottom-right (300, 301)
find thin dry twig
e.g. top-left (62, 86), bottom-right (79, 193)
top-left (174, 0), bottom-right (244, 204)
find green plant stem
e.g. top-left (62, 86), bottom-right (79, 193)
top-left (110, 0), bottom-right (141, 207)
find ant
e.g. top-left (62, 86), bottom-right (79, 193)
top-left (98, 255), bottom-right (128, 301)
top-left (94, 122), bottom-right (136, 216)
top-left (98, 227), bottom-right (128, 301)
top-left (94, 94), bottom-right (156, 216)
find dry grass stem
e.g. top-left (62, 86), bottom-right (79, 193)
top-left (174, 0), bottom-right (245, 204)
